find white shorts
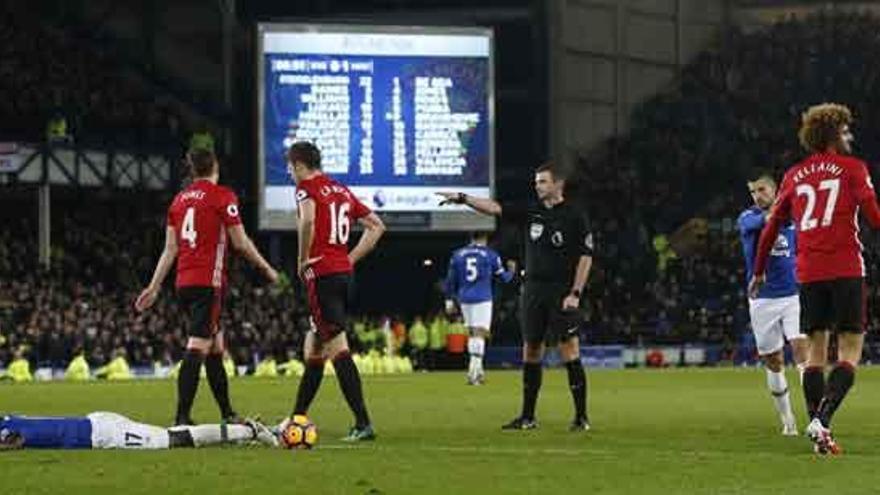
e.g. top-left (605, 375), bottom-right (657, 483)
top-left (87, 412), bottom-right (170, 450)
top-left (460, 301), bottom-right (493, 330)
top-left (748, 295), bottom-right (804, 355)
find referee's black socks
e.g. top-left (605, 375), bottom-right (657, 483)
top-left (521, 362), bottom-right (542, 420)
top-left (817, 361), bottom-right (856, 427)
top-left (565, 359), bottom-right (588, 421)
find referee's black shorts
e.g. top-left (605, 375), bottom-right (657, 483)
top-left (520, 282), bottom-right (581, 345)
top-left (177, 286), bottom-right (223, 339)
top-left (800, 277), bottom-right (866, 334)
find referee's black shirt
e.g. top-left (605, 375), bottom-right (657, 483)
top-left (503, 200), bottom-right (593, 287)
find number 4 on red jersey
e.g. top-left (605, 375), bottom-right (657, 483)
top-left (167, 180), bottom-right (242, 288)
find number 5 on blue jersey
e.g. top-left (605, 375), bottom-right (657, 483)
top-left (444, 245), bottom-right (514, 305)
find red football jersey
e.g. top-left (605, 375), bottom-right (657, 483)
top-left (166, 179), bottom-right (242, 288)
top-left (755, 152), bottom-right (880, 283)
top-left (295, 174), bottom-right (371, 277)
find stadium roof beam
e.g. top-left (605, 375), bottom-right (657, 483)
top-left (0, 144), bottom-right (174, 190)
top-left (300, 6), bottom-right (530, 24)
top-left (0, 143), bottom-right (176, 269)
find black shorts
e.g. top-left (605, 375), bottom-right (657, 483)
top-left (177, 286), bottom-right (222, 339)
top-left (305, 273), bottom-right (351, 342)
top-left (800, 277), bottom-right (866, 334)
top-left (520, 283), bottom-right (582, 345)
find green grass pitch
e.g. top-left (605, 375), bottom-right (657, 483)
top-left (1, 367), bottom-right (878, 495)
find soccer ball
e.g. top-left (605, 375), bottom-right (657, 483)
top-left (280, 415), bottom-right (318, 449)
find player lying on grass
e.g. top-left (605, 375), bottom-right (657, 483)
top-left (0, 412), bottom-right (278, 450)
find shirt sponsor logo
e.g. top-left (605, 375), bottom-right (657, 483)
top-left (529, 223), bottom-right (544, 241)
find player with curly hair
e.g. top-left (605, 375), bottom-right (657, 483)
top-left (750, 103), bottom-right (880, 455)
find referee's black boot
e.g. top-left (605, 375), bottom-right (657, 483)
top-left (501, 416), bottom-right (538, 430)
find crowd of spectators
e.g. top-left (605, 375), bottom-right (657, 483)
top-left (0, 195), bottom-right (312, 370)
top-left (0, 3), bottom-right (188, 149)
top-left (568, 10), bottom-right (880, 352)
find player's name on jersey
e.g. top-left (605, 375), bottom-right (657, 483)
top-left (179, 190), bottom-right (207, 201)
top-left (791, 161), bottom-right (843, 183)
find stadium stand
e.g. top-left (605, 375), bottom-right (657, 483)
top-left (0, 2), bottom-right (188, 148)
top-left (3, 10), bottom-right (880, 371)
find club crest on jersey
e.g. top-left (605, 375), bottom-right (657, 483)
top-left (529, 223), bottom-right (544, 240)
top-left (551, 231), bottom-right (564, 247)
top-left (771, 234), bottom-right (791, 257)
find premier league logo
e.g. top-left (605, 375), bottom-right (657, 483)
top-left (373, 189), bottom-right (387, 208)
top-left (551, 231), bottom-right (564, 247)
top-left (529, 223), bottom-right (544, 241)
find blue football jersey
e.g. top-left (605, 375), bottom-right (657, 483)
top-left (444, 244), bottom-right (514, 304)
top-left (738, 206), bottom-right (797, 298)
top-left (0, 415), bottom-right (93, 449)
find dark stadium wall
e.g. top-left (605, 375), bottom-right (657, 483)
top-left (547, 0), bottom-right (730, 171)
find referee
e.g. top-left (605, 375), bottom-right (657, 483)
top-left (438, 161), bottom-right (594, 431)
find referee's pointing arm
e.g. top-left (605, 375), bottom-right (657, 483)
top-left (436, 192), bottom-right (502, 216)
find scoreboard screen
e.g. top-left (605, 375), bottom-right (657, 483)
top-left (257, 24), bottom-right (494, 231)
